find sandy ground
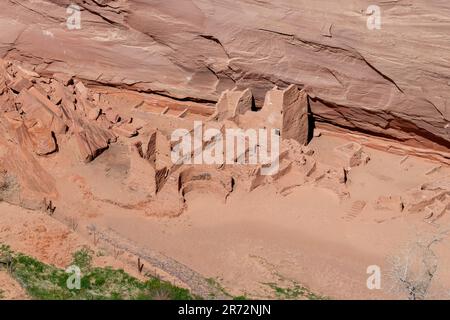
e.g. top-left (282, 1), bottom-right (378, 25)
top-left (0, 271), bottom-right (28, 300)
top-left (12, 132), bottom-right (445, 300)
top-left (0, 202), bottom-right (190, 299)
top-left (1, 59), bottom-right (448, 300)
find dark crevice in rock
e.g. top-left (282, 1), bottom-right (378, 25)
top-left (199, 35), bottom-right (231, 59)
top-left (311, 97), bottom-right (450, 152)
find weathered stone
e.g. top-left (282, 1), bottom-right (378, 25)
top-left (75, 81), bottom-right (89, 101)
top-left (212, 88), bottom-right (253, 122)
top-left (1, 1), bottom-right (448, 150)
top-left (313, 129), bottom-right (322, 138)
top-left (104, 108), bottom-right (121, 123)
top-left (87, 107), bottom-right (101, 121)
top-left (144, 130), bottom-right (158, 163)
top-left (0, 138), bottom-right (58, 210)
top-left (301, 145), bottom-right (315, 156)
top-left (178, 167), bottom-right (233, 201)
top-left (9, 77), bottom-right (32, 93)
top-left (15, 65), bottom-right (40, 79)
top-left (16, 88), bottom-right (67, 134)
top-left (261, 85), bottom-right (309, 145)
top-left (16, 124), bottom-right (57, 156)
top-left (113, 123), bottom-right (138, 138)
top-left (421, 176), bottom-right (450, 192)
top-left (374, 195), bottom-right (404, 212)
top-left (281, 85), bottom-right (309, 145)
top-left (28, 86), bottom-right (63, 118)
top-left (338, 167), bottom-right (348, 184)
top-left (71, 115), bottom-right (116, 163)
top-left (53, 73), bottom-right (73, 86)
top-left (334, 142), bottom-right (370, 168)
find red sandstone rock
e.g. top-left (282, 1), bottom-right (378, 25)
top-left (0, 135), bottom-right (58, 210)
top-left (334, 142), bottom-right (370, 168)
top-left (53, 73), bottom-right (73, 86)
top-left (178, 167), bottom-right (233, 203)
top-left (104, 108), bottom-right (121, 124)
top-left (2, 1), bottom-right (447, 151)
top-left (113, 123), bottom-right (138, 138)
top-left (17, 88), bottom-right (67, 134)
top-left (212, 88), bottom-right (253, 122)
top-left (16, 124), bottom-right (57, 156)
top-left (87, 107), bottom-right (101, 121)
top-left (260, 85), bottom-right (309, 145)
top-left (374, 195), bottom-right (404, 212)
top-left (71, 119), bottom-right (116, 163)
top-left (75, 81), bottom-right (89, 101)
top-left (9, 77), bottom-right (32, 93)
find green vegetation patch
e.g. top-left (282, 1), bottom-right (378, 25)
top-left (206, 277), bottom-right (249, 300)
top-left (0, 244), bottom-right (194, 300)
top-left (264, 282), bottom-right (328, 300)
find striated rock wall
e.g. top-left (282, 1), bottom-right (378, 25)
top-left (1, 0), bottom-right (449, 152)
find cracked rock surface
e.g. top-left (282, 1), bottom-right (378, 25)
top-left (0, 0), bottom-right (449, 151)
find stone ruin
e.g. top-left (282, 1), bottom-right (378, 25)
top-left (0, 56), bottom-right (372, 216)
top-left (3, 58), bottom-right (447, 220)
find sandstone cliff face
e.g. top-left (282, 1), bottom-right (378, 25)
top-left (1, 0), bottom-right (449, 152)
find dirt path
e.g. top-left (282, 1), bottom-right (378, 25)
top-left (95, 227), bottom-right (229, 299)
